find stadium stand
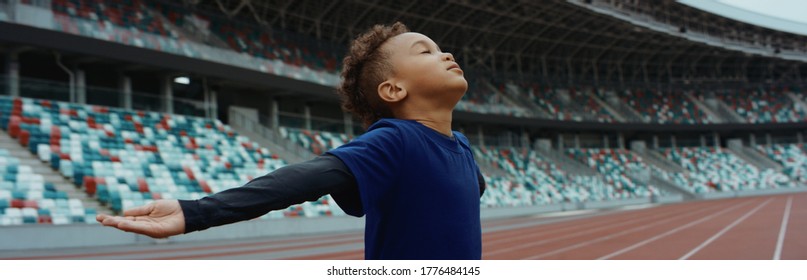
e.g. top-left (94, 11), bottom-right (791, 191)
top-left (595, 89), bottom-right (715, 124)
top-left (494, 80), bottom-right (616, 122)
top-left (759, 144), bottom-right (807, 184)
top-left (279, 127), bottom-right (349, 156)
top-left (456, 78), bottom-right (532, 117)
top-left (661, 146), bottom-right (793, 192)
top-left (713, 88), bottom-right (807, 123)
top-left (0, 96), bottom-right (342, 220)
top-left (32, 1), bottom-right (804, 123)
top-left (51, 0), bottom-right (174, 37)
top-left (566, 148), bottom-right (661, 198)
top-left (473, 146), bottom-right (622, 204)
top-left (0, 147), bottom-right (97, 225)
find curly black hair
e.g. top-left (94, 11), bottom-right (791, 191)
top-left (337, 22), bottom-right (410, 128)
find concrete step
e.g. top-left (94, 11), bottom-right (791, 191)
top-left (0, 129), bottom-right (113, 215)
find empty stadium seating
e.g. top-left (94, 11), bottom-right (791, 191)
top-left (713, 88), bottom-right (807, 123)
top-left (0, 96), bottom-right (343, 221)
top-left (661, 146), bottom-right (793, 192)
top-left (759, 144), bottom-right (807, 184)
top-left (597, 89), bottom-right (714, 124)
top-left (51, 0), bottom-right (174, 37)
top-left (0, 147), bottom-right (96, 225)
top-left (280, 127), bottom-right (350, 155)
top-left (499, 80), bottom-right (616, 122)
top-left (473, 146), bottom-right (626, 204)
top-left (566, 148), bottom-right (660, 198)
top-left (457, 79), bottom-right (532, 117)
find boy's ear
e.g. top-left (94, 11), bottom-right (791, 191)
top-left (377, 80), bottom-right (407, 103)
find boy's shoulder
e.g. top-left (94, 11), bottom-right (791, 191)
top-left (366, 118), bottom-right (415, 130)
top-left (452, 131), bottom-right (471, 149)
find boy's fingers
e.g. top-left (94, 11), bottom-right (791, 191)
top-left (99, 215), bottom-right (125, 227)
top-left (116, 220), bottom-right (159, 238)
top-left (96, 214), bottom-right (109, 223)
top-left (122, 203), bottom-right (153, 217)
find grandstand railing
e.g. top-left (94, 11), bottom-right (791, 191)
top-left (1, 75), bottom-right (209, 118)
top-left (228, 107), bottom-right (314, 164)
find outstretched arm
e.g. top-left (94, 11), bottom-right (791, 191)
top-left (97, 154), bottom-right (358, 238)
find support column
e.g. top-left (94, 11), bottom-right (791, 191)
top-left (270, 99), bottom-right (279, 130)
top-left (557, 134), bottom-right (564, 150)
top-left (521, 131), bottom-right (529, 148)
top-left (343, 112), bottom-right (353, 137)
top-left (766, 133), bottom-right (772, 146)
top-left (303, 104), bottom-right (312, 131)
top-left (574, 134), bottom-right (580, 149)
top-left (749, 134), bottom-right (756, 147)
top-left (209, 89), bottom-right (218, 120)
top-left (162, 76), bottom-right (173, 114)
top-left (700, 134), bottom-right (707, 148)
top-left (652, 135), bottom-right (659, 149)
top-left (120, 75), bottom-right (132, 110)
top-left (713, 132), bottom-right (720, 149)
top-left (671, 135), bottom-right (677, 149)
top-left (603, 134), bottom-right (610, 149)
top-left (798, 132), bottom-right (803, 146)
top-left (6, 53), bottom-right (19, 97)
top-left (75, 68), bottom-right (86, 104)
top-left (618, 133), bottom-right (625, 149)
top-left (202, 77), bottom-right (210, 118)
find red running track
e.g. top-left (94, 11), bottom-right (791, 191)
top-left (1, 193), bottom-right (805, 260)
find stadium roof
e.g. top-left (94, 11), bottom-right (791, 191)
top-left (187, 0), bottom-right (807, 87)
top-left (680, 0), bottom-right (807, 37)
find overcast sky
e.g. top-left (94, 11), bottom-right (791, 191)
top-left (719, 0), bottom-right (807, 24)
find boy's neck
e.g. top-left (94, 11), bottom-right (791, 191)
top-left (415, 118), bottom-right (453, 138)
top-left (396, 108), bottom-right (454, 137)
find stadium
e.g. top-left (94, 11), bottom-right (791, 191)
top-left (0, 0), bottom-right (805, 260)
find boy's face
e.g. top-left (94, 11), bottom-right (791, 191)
top-left (381, 32), bottom-right (468, 107)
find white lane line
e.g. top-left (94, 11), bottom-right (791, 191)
top-left (524, 199), bottom-right (750, 260)
top-left (679, 198), bottom-right (773, 260)
top-left (773, 196), bottom-right (793, 260)
top-left (484, 202), bottom-right (697, 257)
top-left (483, 201), bottom-right (692, 255)
top-left (597, 199), bottom-right (755, 259)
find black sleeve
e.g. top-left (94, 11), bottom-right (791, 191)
top-left (478, 169), bottom-right (486, 197)
top-left (178, 154), bottom-right (358, 233)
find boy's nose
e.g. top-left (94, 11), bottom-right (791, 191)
top-left (442, 52), bottom-right (455, 62)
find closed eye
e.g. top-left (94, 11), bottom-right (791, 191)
top-left (420, 50), bottom-right (431, 54)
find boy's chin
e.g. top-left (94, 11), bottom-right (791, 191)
top-left (445, 89), bottom-right (466, 108)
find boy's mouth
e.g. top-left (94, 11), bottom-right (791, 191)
top-left (447, 63), bottom-right (462, 71)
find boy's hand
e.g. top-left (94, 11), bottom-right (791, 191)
top-left (96, 199), bottom-right (185, 239)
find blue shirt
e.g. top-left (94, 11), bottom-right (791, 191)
top-left (328, 119), bottom-right (482, 260)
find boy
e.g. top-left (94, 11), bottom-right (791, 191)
top-left (97, 22), bottom-right (486, 260)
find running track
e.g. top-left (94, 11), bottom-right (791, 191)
top-left (2, 193), bottom-right (805, 260)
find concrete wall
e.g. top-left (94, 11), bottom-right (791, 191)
top-left (699, 186), bottom-right (807, 200)
top-left (1, 188), bottom-right (804, 251)
top-left (0, 215), bottom-right (365, 251)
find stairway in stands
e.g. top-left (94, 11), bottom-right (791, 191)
top-left (0, 126), bottom-right (112, 216)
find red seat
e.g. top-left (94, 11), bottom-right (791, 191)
top-left (22, 200), bottom-right (39, 208)
top-left (38, 216), bottom-right (53, 224)
top-left (137, 178), bottom-right (149, 193)
top-left (10, 199), bottom-right (24, 208)
top-left (84, 176), bottom-right (97, 195)
top-left (19, 130), bottom-right (30, 146)
top-left (183, 166), bottom-right (195, 181)
top-left (8, 115), bottom-right (21, 138)
top-left (199, 180), bottom-right (212, 193)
